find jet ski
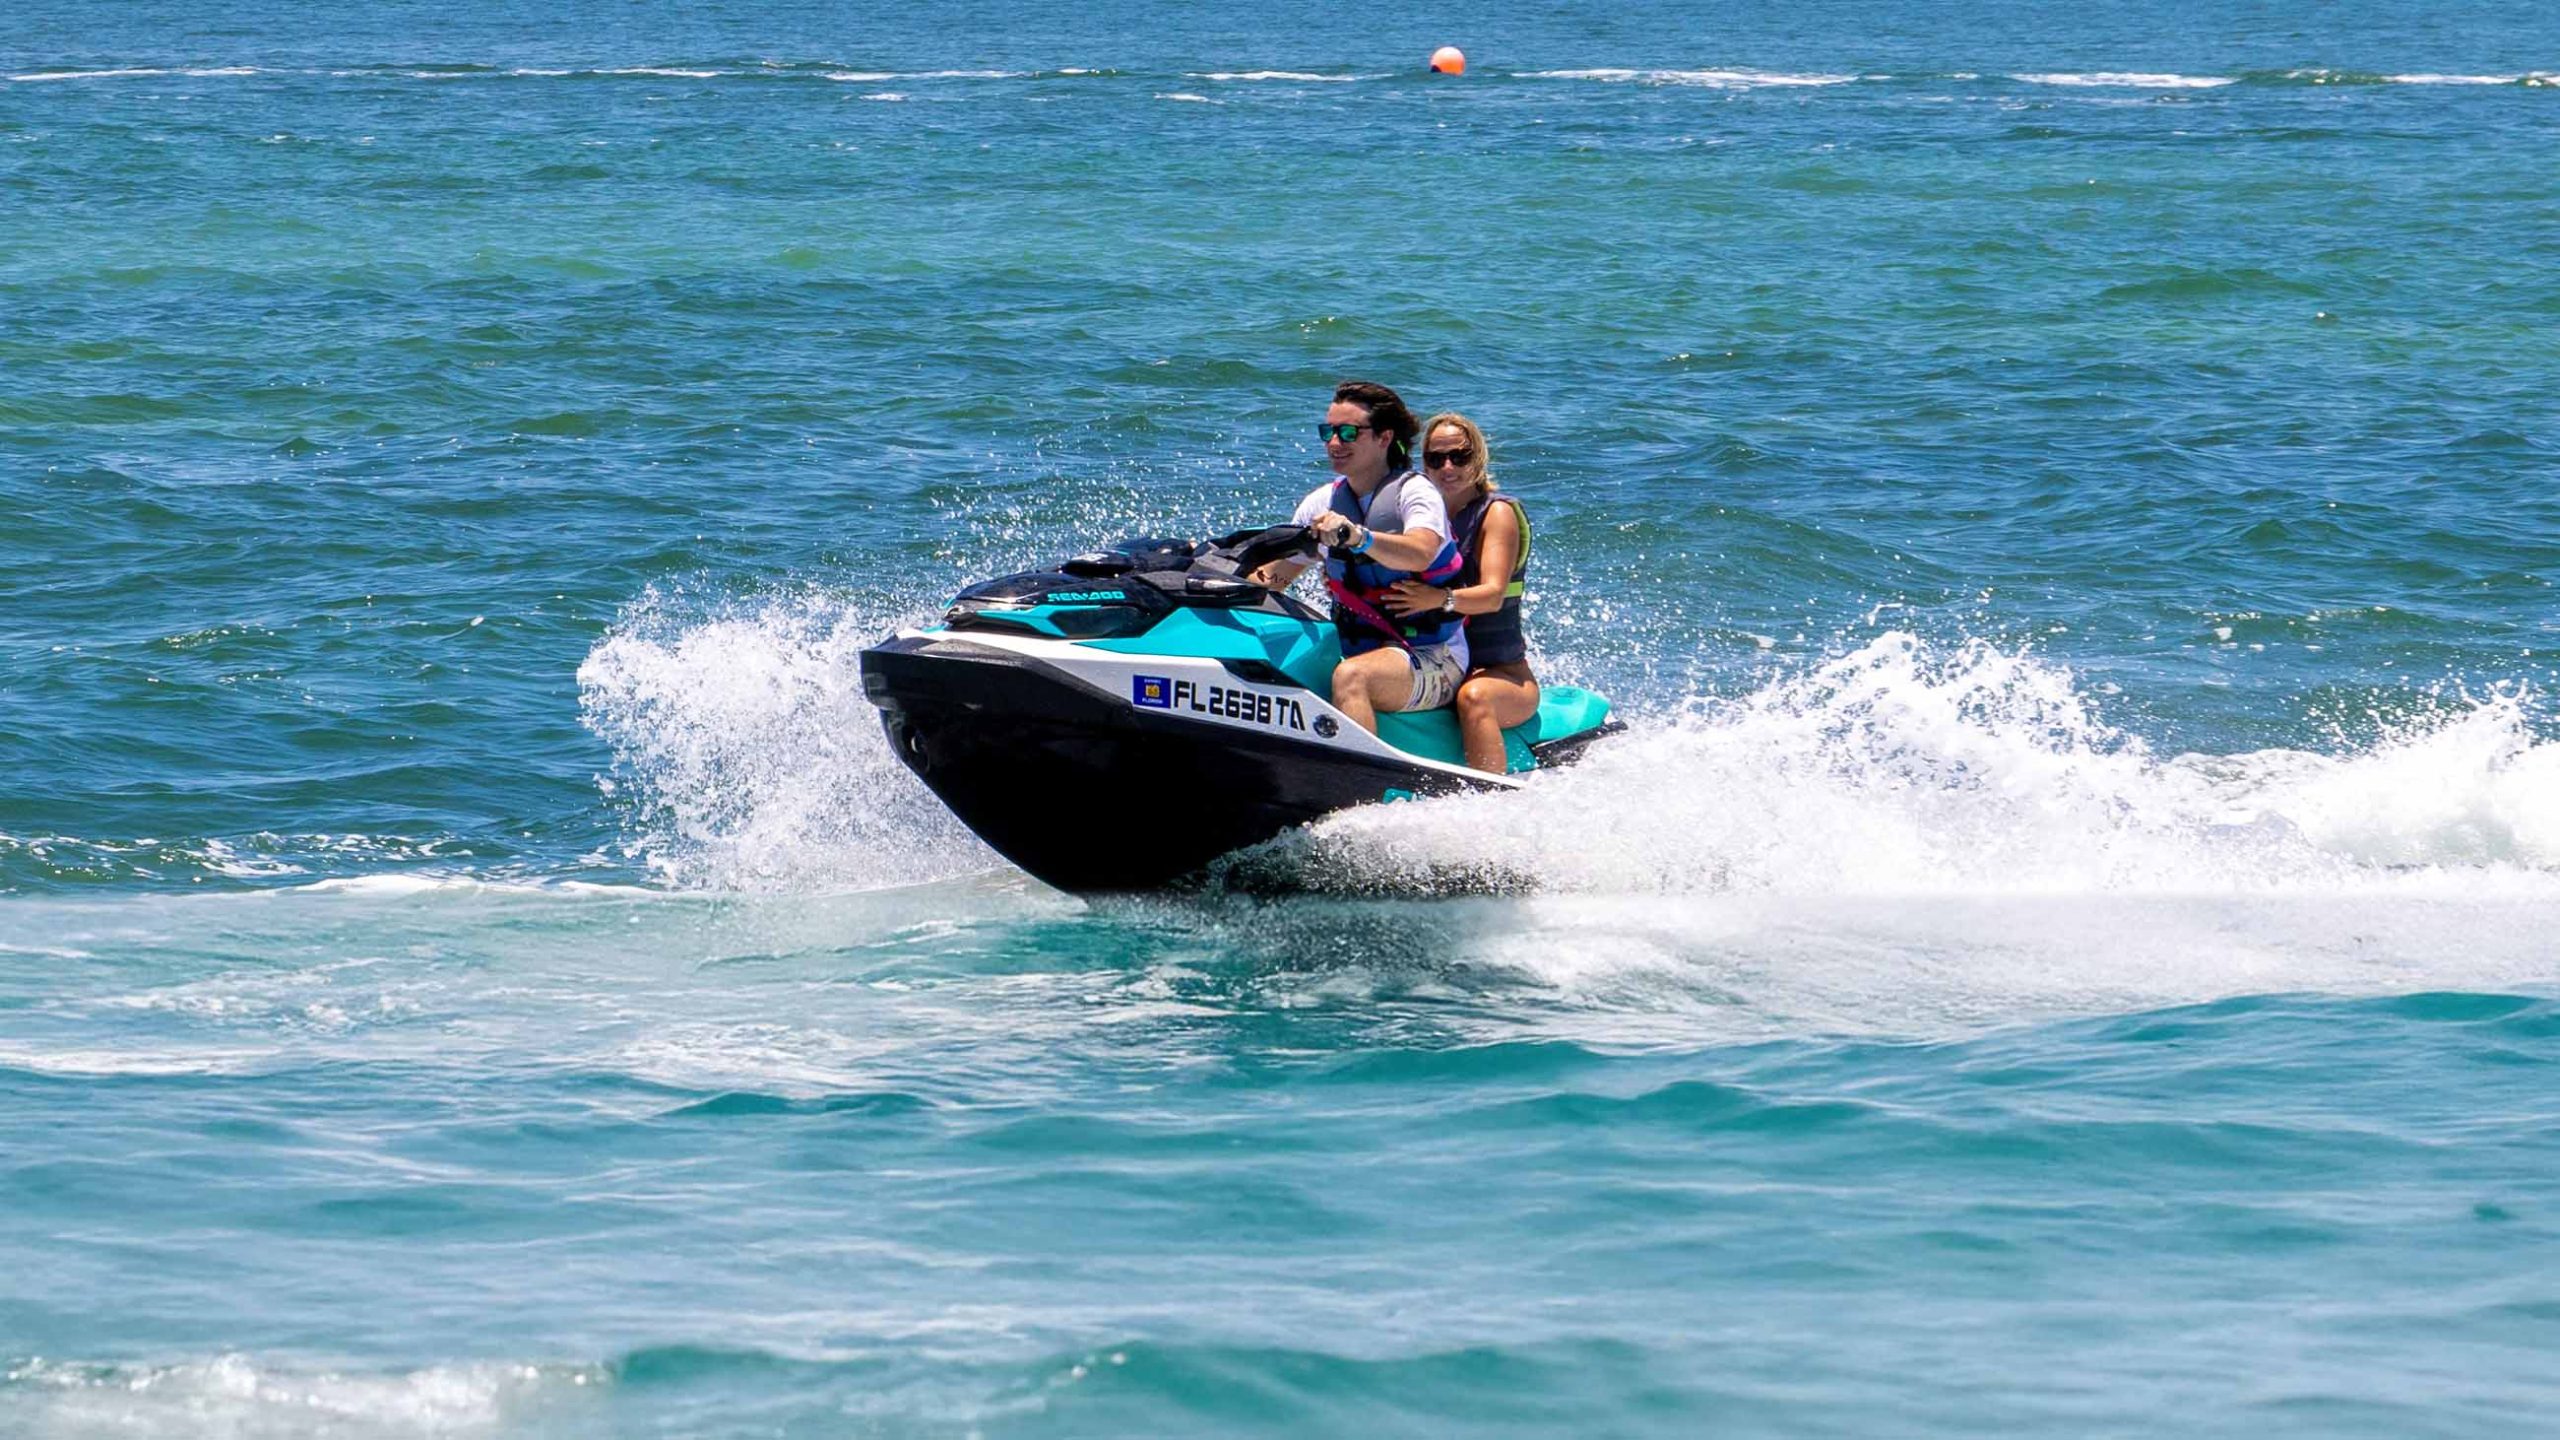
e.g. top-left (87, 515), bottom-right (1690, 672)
top-left (858, 524), bottom-right (1621, 892)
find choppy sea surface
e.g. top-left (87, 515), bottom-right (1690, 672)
top-left (6, 1), bottom-right (2560, 1433)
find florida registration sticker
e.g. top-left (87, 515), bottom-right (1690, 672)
top-left (1131, 675), bottom-right (1172, 708)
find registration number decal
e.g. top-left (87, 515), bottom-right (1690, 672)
top-left (1130, 674), bottom-right (1308, 733)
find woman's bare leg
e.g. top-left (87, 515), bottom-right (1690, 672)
top-left (1455, 666), bottom-right (1540, 774)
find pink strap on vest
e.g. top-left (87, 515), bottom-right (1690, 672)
top-left (1324, 576), bottom-right (1415, 652)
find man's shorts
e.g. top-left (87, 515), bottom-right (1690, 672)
top-left (1404, 643), bottom-right (1466, 712)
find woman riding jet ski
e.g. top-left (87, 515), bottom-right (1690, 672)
top-left (858, 523), bottom-right (1619, 893)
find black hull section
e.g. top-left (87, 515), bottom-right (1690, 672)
top-left (861, 637), bottom-right (1489, 893)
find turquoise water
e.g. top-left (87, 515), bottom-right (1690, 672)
top-left (6, 1), bottom-right (2560, 1432)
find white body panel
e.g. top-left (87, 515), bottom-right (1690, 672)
top-left (899, 627), bottom-right (1522, 790)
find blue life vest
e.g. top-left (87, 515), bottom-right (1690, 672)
top-left (1322, 474), bottom-right (1465, 656)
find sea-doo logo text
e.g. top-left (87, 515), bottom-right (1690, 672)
top-left (1131, 675), bottom-right (1173, 708)
top-left (1162, 678), bottom-right (1305, 732)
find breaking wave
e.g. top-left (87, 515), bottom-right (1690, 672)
top-left (2012, 72), bottom-right (2238, 89)
top-left (1525, 68), bottom-right (1861, 88)
top-left (2, 1355), bottom-right (602, 1436)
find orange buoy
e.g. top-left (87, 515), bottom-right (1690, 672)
top-left (1429, 45), bottom-right (1466, 76)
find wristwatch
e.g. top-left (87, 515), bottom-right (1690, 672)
top-left (1438, 589), bottom-right (1458, 616)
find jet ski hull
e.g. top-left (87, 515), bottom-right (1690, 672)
top-left (861, 634), bottom-right (1493, 892)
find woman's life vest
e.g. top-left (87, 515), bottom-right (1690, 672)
top-left (1450, 491), bottom-right (1531, 666)
top-left (1322, 474), bottom-right (1466, 657)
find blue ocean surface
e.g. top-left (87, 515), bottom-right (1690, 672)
top-left (5, 0), bottom-right (2560, 1433)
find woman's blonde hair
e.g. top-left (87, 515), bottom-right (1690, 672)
top-left (1419, 411), bottom-right (1493, 499)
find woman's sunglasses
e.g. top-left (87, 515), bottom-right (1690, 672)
top-left (1316, 422), bottom-right (1373, 443)
top-left (1424, 447), bottom-right (1476, 468)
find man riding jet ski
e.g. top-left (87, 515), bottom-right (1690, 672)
top-left (859, 523), bottom-right (1619, 893)
top-left (1252, 379), bottom-right (1473, 739)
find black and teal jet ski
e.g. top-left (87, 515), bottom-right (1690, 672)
top-left (858, 525), bottom-right (1621, 893)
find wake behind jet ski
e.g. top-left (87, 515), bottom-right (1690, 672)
top-left (859, 525), bottom-right (1621, 892)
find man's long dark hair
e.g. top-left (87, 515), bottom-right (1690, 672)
top-left (1334, 379), bottom-right (1419, 471)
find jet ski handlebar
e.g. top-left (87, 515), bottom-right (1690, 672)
top-left (1050, 525), bottom-right (1320, 606)
top-left (1204, 523), bottom-right (1321, 580)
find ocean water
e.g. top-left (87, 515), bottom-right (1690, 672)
top-left (6, 0), bottom-right (2560, 1432)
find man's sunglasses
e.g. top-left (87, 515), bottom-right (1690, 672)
top-left (1425, 447), bottom-right (1476, 468)
top-left (1316, 422), bottom-right (1373, 443)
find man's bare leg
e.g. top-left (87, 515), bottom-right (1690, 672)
top-left (1330, 649), bottom-right (1417, 734)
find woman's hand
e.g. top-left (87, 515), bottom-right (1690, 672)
top-left (1383, 579), bottom-right (1449, 617)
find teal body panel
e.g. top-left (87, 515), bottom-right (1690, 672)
top-left (1083, 607), bottom-right (1340, 691)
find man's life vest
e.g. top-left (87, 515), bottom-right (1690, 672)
top-left (1321, 474), bottom-right (1465, 656)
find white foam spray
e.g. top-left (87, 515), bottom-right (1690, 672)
top-left (576, 584), bottom-right (995, 891)
top-left (580, 603), bottom-right (2560, 909)
top-left (1280, 632), bottom-right (2560, 898)
top-left (571, 479), bottom-right (1285, 893)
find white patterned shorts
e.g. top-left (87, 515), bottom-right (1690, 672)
top-left (1403, 644), bottom-right (1466, 712)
